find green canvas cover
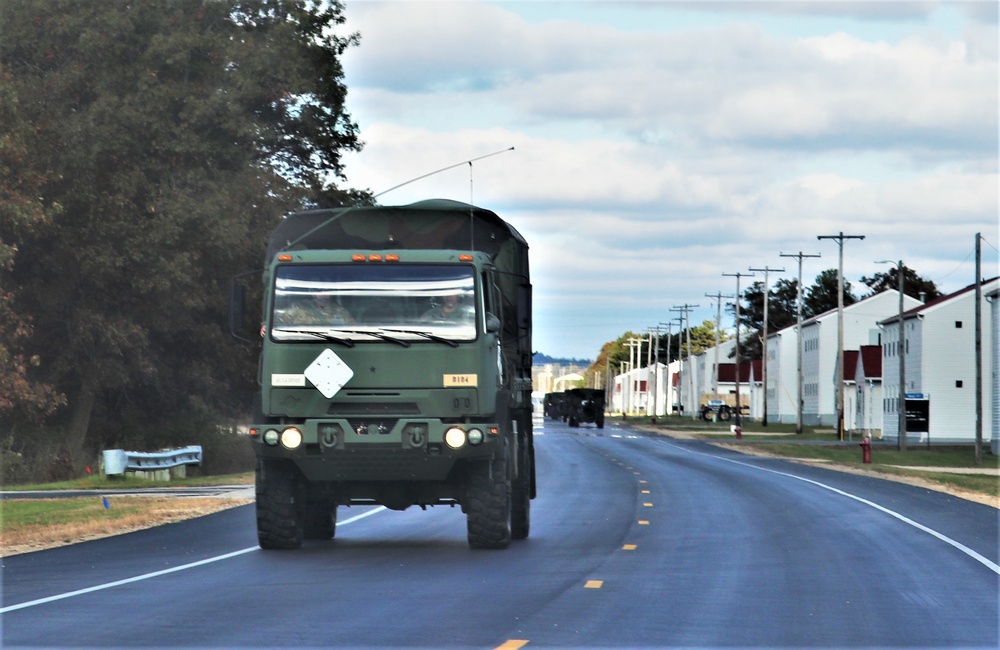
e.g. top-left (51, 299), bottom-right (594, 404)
top-left (266, 199), bottom-right (528, 271)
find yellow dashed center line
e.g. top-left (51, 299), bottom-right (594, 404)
top-left (638, 520), bottom-right (649, 525)
top-left (643, 502), bottom-right (654, 507)
top-left (584, 580), bottom-right (604, 589)
top-left (641, 489), bottom-right (650, 494)
top-left (496, 641), bottom-right (530, 650)
top-left (622, 544), bottom-right (637, 551)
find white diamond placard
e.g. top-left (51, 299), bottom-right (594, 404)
top-left (304, 348), bottom-right (354, 398)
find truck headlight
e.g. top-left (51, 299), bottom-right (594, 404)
top-left (467, 428), bottom-right (484, 445)
top-left (263, 429), bottom-right (280, 446)
top-left (444, 426), bottom-right (466, 449)
top-left (280, 427), bottom-right (303, 449)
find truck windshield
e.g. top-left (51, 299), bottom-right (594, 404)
top-left (271, 264), bottom-right (477, 343)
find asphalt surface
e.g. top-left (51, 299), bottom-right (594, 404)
top-left (2, 416), bottom-right (997, 648)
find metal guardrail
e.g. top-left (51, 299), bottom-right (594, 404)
top-left (102, 446), bottom-right (203, 476)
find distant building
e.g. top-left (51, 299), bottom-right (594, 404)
top-left (762, 289), bottom-right (920, 427)
top-left (878, 278), bottom-right (999, 445)
top-left (853, 345), bottom-right (883, 437)
top-left (533, 363), bottom-right (588, 394)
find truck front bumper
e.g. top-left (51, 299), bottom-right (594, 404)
top-left (249, 418), bottom-right (500, 481)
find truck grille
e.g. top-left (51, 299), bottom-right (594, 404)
top-left (329, 402), bottom-right (420, 415)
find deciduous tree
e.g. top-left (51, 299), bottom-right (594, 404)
top-left (860, 266), bottom-right (942, 302)
top-left (1, 0), bottom-right (364, 466)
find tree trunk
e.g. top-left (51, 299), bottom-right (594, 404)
top-left (64, 363), bottom-right (100, 463)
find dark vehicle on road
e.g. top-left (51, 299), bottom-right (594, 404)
top-left (565, 388), bottom-right (605, 428)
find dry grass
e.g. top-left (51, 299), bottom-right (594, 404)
top-left (1, 496), bottom-right (252, 557)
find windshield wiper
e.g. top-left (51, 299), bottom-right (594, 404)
top-left (383, 328), bottom-right (460, 348)
top-left (277, 329), bottom-right (355, 347)
top-left (337, 329), bottom-right (411, 347)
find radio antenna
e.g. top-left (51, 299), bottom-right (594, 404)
top-left (284, 147), bottom-right (514, 253)
top-left (373, 146), bottom-right (514, 199)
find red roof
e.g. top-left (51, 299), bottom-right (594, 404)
top-left (844, 350), bottom-right (859, 380)
top-left (717, 363), bottom-right (752, 383)
top-left (880, 276), bottom-right (1000, 324)
top-left (858, 345), bottom-right (882, 379)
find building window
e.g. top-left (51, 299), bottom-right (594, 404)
top-left (955, 321), bottom-right (963, 328)
top-left (956, 380), bottom-right (963, 388)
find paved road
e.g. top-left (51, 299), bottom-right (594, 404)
top-left (3, 417), bottom-right (997, 648)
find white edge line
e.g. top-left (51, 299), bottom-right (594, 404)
top-left (666, 441), bottom-right (1000, 576)
top-left (1, 506), bottom-right (388, 614)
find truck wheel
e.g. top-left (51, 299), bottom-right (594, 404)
top-left (596, 414), bottom-right (605, 429)
top-left (303, 502), bottom-right (337, 540)
top-left (466, 456), bottom-right (512, 549)
top-left (511, 444), bottom-right (531, 540)
top-left (719, 408), bottom-right (732, 422)
top-left (255, 459), bottom-right (304, 550)
top-left (568, 417), bottom-right (579, 427)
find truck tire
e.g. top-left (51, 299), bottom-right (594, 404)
top-left (255, 459), bottom-right (304, 550)
top-left (466, 455), bottom-right (512, 550)
top-left (719, 408), bottom-right (732, 422)
top-left (596, 413), bottom-right (605, 429)
top-left (303, 502), bottom-right (337, 540)
top-left (511, 442), bottom-right (531, 539)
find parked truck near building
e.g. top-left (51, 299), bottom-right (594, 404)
top-left (699, 394), bottom-right (750, 421)
top-left (231, 199), bottom-right (534, 550)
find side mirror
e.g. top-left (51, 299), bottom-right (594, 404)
top-left (485, 313), bottom-right (501, 334)
top-left (230, 269), bottom-right (264, 345)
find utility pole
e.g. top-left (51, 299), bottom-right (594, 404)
top-left (723, 272), bottom-right (754, 428)
top-left (705, 291), bottom-right (734, 398)
top-left (671, 304), bottom-right (699, 420)
top-left (877, 259), bottom-right (907, 451)
top-left (748, 265), bottom-right (785, 427)
top-left (661, 318), bottom-right (684, 418)
top-left (645, 328), bottom-right (654, 420)
top-left (975, 233), bottom-right (983, 465)
top-left (817, 232), bottom-right (865, 440)
top-left (626, 337), bottom-right (643, 416)
top-left (647, 325), bottom-right (663, 422)
top-left (780, 251), bottom-right (821, 434)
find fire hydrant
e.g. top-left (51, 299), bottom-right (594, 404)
top-left (731, 424), bottom-right (742, 440)
top-left (860, 435), bottom-right (872, 464)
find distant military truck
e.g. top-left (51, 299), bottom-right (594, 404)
top-left (543, 392), bottom-right (566, 420)
top-left (565, 388), bottom-right (605, 428)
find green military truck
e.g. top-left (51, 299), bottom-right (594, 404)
top-left (564, 388), bottom-right (605, 429)
top-left (231, 199), bottom-right (534, 550)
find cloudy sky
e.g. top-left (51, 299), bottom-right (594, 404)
top-left (335, 0), bottom-right (999, 361)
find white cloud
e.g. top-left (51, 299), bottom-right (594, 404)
top-left (338, 1), bottom-right (998, 359)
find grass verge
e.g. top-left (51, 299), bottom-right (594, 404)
top-left (1, 472), bottom-right (255, 556)
top-left (620, 416), bottom-right (999, 507)
top-left (1, 496), bottom-right (253, 556)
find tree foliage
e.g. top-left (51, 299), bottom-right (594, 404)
top-left (0, 66), bottom-right (65, 424)
top-left (0, 0), bottom-right (365, 472)
top-left (860, 265), bottom-right (942, 302)
top-left (736, 278), bottom-right (799, 361)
